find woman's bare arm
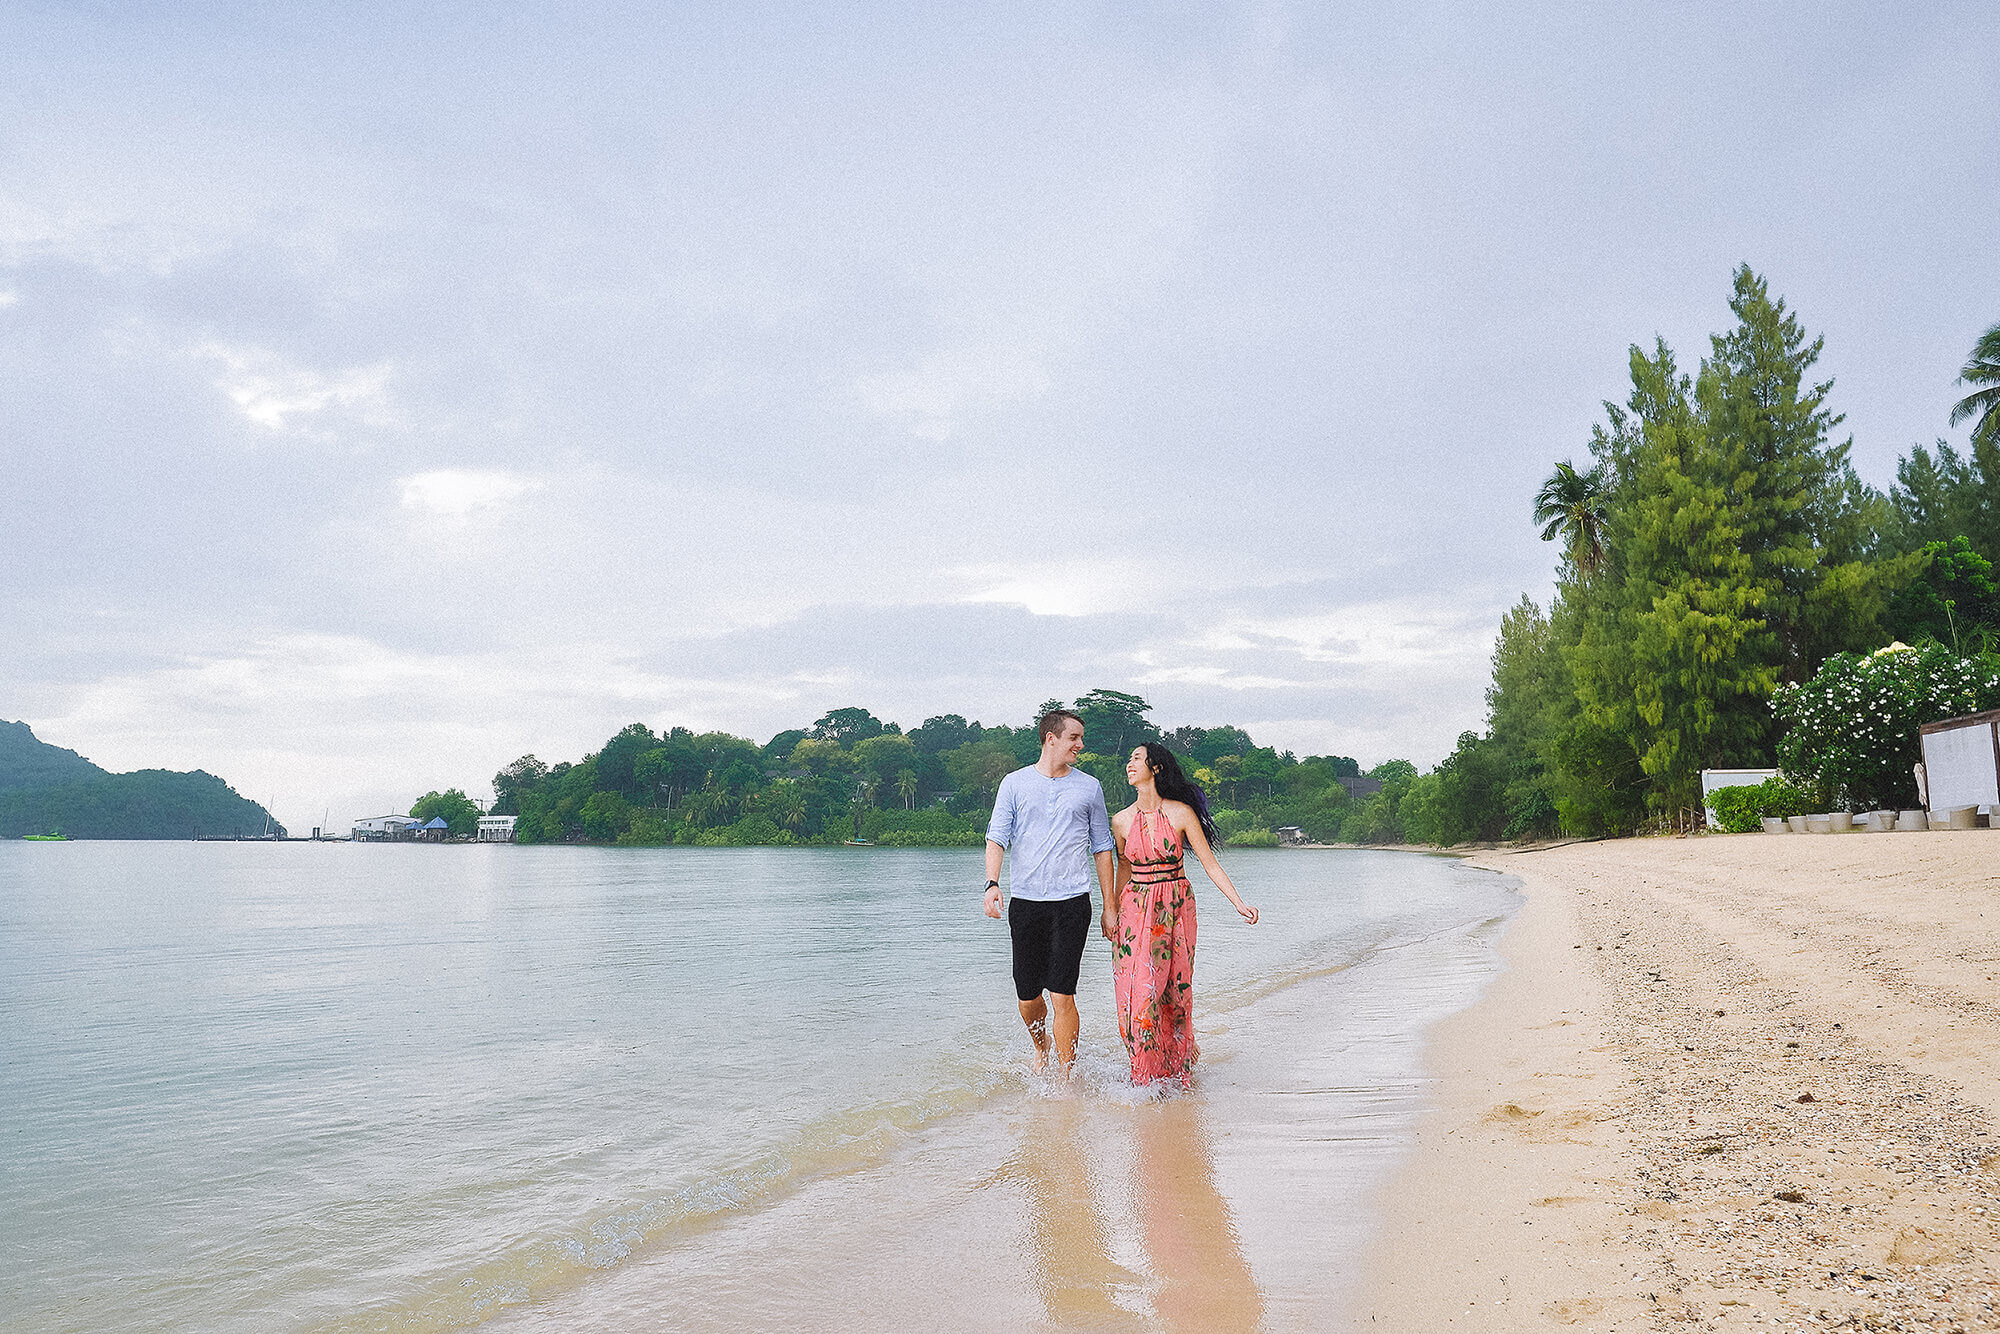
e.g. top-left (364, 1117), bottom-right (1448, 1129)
top-left (1171, 802), bottom-right (1258, 924)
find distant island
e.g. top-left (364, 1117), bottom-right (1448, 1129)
top-left (0, 720), bottom-right (284, 839)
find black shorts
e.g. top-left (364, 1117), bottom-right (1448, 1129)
top-left (1008, 893), bottom-right (1092, 1002)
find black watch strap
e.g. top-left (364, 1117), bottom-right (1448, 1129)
top-left (986, 879), bottom-right (999, 889)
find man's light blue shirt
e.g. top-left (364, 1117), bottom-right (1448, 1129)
top-left (985, 765), bottom-right (1115, 902)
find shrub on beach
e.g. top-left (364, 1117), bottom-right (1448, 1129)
top-left (1706, 784), bottom-right (1763, 833)
top-left (1707, 776), bottom-right (1806, 832)
top-left (1774, 642), bottom-right (2000, 810)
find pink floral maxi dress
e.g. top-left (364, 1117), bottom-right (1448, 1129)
top-left (1113, 808), bottom-right (1198, 1086)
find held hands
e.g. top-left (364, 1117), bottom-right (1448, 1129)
top-left (1100, 909), bottom-right (1118, 943)
top-left (983, 883), bottom-right (1003, 919)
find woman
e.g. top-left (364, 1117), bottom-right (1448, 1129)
top-left (1102, 742), bottom-right (1258, 1087)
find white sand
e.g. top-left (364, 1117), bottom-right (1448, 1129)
top-left (1357, 833), bottom-right (2000, 1331)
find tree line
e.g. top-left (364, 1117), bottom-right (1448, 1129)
top-left (1390, 267), bottom-right (2000, 842)
top-left (477, 689), bottom-right (1396, 847)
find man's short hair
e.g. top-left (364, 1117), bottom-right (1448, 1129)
top-left (1038, 708), bottom-right (1083, 743)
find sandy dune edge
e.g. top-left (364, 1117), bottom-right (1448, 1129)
top-left (1354, 835), bottom-right (2000, 1331)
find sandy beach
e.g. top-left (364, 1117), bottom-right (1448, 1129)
top-left (1357, 834), bottom-right (2000, 1332)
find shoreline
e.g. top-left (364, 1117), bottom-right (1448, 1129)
top-left (1355, 835), bottom-right (2000, 1330)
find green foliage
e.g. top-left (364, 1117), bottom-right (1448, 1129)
top-left (1400, 731), bottom-right (1507, 845)
top-left (0, 721), bottom-right (282, 838)
top-left (852, 733), bottom-right (920, 800)
top-left (1709, 775), bottom-right (1808, 832)
top-left (1210, 808), bottom-right (1269, 843)
top-left (0, 719), bottom-right (106, 791)
top-left (1883, 438), bottom-right (2000, 559)
top-left (1458, 265), bottom-right (1919, 839)
top-left (617, 812), bottom-right (675, 846)
top-left (0, 766), bottom-right (283, 839)
top-left (1484, 596), bottom-right (1567, 839)
top-left (594, 723), bottom-right (660, 799)
top-left (810, 707), bottom-right (887, 746)
top-left (581, 790), bottom-right (634, 841)
top-left (491, 755), bottom-right (548, 815)
top-left (410, 788), bottom-right (481, 837)
top-left (1884, 536), bottom-right (2000, 650)
top-left (1335, 761), bottom-right (1420, 844)
top-left (1950, 321), bottom-right (2000, 451)
top-left (908, 715), bottom-right (978, 755)
top-left (1706, 784), bottom-right (1767, 833)
top-left (860, 807), bottom-right (985, 846)
top-left (1072, 688), bottom-right (1158, 759)
top-left (692, 814), bottom-right (789, 846)
top-left (1568, 336), bottom-right (1779, 821)
top-left (1752, 776), bottom-right (1809, 821)
top-left (1774, 642), bottom-right (2000, 811)
top-left (942, 738), bottom-right (1016, 805)
top-left (1225, 828), bottom-right (1280, 847)
top-left (1534, 460), bottom-right (1608, 575)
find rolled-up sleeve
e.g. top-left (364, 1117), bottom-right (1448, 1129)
top-left (985, 775), bottom-right (1016, 848)
top-left (1086, 782), bottom-right (1115, 854)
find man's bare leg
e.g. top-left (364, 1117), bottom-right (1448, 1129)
top-left (1048, 993), bottom-right (1079, 1077)
top-left (1018, 996), bottom-right (1050, 1071)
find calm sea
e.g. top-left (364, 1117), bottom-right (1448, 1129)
top-left (0, 842), bottom-right (1517, 1333)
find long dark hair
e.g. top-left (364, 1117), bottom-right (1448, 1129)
top-left (1137, 742), bottom-right (1217, 845)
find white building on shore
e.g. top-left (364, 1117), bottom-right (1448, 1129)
top-left (353, 815), bottom-right (419, 841)
top-left (476, 814), bottom-right (518, 843)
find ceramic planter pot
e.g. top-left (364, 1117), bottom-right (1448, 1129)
top-left (1761, 817), bottom-right (1787, 834)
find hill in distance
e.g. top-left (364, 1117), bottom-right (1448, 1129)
top-left (0, 719), bottom-right (105, 789)
top-left (0, 720), bottom-right (284, 839)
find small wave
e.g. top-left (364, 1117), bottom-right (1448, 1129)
top-left (307, 1052), bottom-right (1028, 1334)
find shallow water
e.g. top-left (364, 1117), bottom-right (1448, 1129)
top-left (0, 842), bottom-right (1516, 1333)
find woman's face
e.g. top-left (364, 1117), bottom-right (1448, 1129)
top-left (1125, 747), bottom-right (1153, 784)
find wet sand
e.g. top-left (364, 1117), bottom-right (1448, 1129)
top-left (1358, 834), bottom-right (2000, 1331)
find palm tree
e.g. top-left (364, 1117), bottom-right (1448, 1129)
top-left (1951, 321), bottom-right (2000, 449)
top-left (1533, 460), bottom-right (1609, 576)
top-left (769, 781), bottom-right (806, 831)
top-left (895, 769), bottom-right (918, 810)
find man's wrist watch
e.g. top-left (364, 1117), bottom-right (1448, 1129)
top-left (985, 879), bottom-right (1000, 890)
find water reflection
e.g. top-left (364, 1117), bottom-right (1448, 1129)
top-left (1129, 1098), bottom-right (1263, 1334)
top-left (1003, 1096), bottom-right (1263, 1332)
top-left (1002, 1100), bottom-right (1137, 1329)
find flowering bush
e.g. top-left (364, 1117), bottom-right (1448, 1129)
top-left (1774, 642), bottom-right (2000, 810)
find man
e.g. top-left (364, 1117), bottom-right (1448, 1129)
top-left (983, 707), bottom-right (1116, 1076)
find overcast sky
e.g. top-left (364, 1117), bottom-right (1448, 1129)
top-left (4, 1), bottom-right (1996, 829)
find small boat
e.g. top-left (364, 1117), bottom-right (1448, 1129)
top-left (842, 838), bottom-right (873, 846)
top-left (22, 832), bottom-right (68, 841)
